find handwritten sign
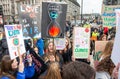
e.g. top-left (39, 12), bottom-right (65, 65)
top-left (73, 27), bottom-right (90, 59)
top-left (54, 38), bottom-right (65, 50)
top-left (102, 5), bottom-right (120, 28)
top-left (4, 25), bottom-right (26, 59)
top-left (18, 4), bottom-right (41, 39)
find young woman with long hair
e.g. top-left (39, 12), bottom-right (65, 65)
top-left (0, 55), bottom-right (25, 79)
top-left (62, 38), bottom-right (72, 64)
top-left (0, 54), bottom-right (35, 79)
top-left (100, 41), bottom-right (113, 61)
top-left (43, 41), bottom-right (63, 67)
top-left (96, 56), bottom-right (115, 79)
top-left (44, 62), bottom-right (62, 79)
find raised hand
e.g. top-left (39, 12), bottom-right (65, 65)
top-left (18, 55), bottom-right (24, 73)
top-left (112, 63), bottom-right (120, 79)
top-left (27, 54), bottom-right (32, 66)
top-left (49, 55), bottom-right (55, 62)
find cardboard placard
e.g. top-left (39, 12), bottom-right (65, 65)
top-left (95, 41), bottom-right (108, 53)
top-left (54, 38), bottom-right (65, 50)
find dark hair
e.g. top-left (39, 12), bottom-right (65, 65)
top-left (96, 56), bottom-right (115, 75)
top-left (0, 55), bottom-right (15, 79)
top-left (61, 61), bottom-right (95, 79)
top-left (100, 34), bottom-right (107, 40)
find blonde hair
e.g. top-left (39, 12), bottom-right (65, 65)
top-left (101, 41), bottom-right (113, 59)
top-left (46, 41), bottom-right (60, 62)
top-left (47, 41), bottom-right (56, 54)
top-left (45, 62), bottom-right (62, 79)
top-left (65, 37), bottom-right (71, 49)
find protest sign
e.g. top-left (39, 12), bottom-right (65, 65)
top-left (95, 41), bottom-right (108, 53)
top-left (18, 4), bottom-right (41, 39)
top-left (4, 25), bottom-right (26, 59)
top-left (111, 9), bottom-right (120, 66)
top-left (54, 38), bottom-right (65, 50)
top-left (102, 5), bottom-right (120, 28)
top-left (41, 2), bottom-right (67, 38)
top-left (73, 27), bottom-right (90, 59)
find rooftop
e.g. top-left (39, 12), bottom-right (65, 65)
top-left (69, 0), bottom-right (80, 7)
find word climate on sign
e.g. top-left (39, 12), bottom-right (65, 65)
top-left (5, 25), bottom-right (21, 38)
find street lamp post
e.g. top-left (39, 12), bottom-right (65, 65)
top-left (81, 0), bottom-right (83, 26)
top-left (74, 10), bottom-right (77, 26)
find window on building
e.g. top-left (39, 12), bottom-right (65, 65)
top-left (32, 0), bottom-right (34, 3)
top-left (112, 0), bottom-right (118, 5)
top-left (103, 0), bottom-right (118, 5)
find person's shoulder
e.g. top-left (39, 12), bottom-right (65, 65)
top-left (96, 71), bottom-right (110, 79)
top-left (0, 76), bottom-right (10, 79)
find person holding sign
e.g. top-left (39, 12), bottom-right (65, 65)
top-left (0, 55), bottom-right (25, 79)
top-left (93, 41), bottom-right (113, 68)
top-left (0, 54), bottom-right (35, 79)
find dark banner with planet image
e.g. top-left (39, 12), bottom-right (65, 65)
top-left (41, 2), bottom-right (67, 38)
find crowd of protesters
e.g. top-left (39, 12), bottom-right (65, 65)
top-left (0, 20), bottom-right (120, 79)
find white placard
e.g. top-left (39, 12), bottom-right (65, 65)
top-left (54, 38), bottom-right (65, 50)
top-left (111, 9), bottom-right (120, 66)
top-left (4, 25), bottom-right (26, 59)
top-left (73, 27), bottom-right (90, 59)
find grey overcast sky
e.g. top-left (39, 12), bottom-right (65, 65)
top-left (77, 0), bottom-right (103, 14)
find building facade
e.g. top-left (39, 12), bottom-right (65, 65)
top-left (0, 0), bottom-right (79, 23)
top-left (0, 0), bottom-right (12, 23)
top-left (64, 0), bottom-right (80, 21)
top-left (103, 0), bottom-right (120, 5)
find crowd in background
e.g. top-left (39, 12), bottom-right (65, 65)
top-left (0, 20), bottom-right (119, 79)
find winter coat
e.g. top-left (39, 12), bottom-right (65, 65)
top-left (0, 37), bottom-right (9, 62)
top-left (62, 48), bottom-right (72, 64)
top-left (28, 48), bottom-right (47, 79)
top-left (24, 64), bottom-right (35, 79)
top-left (0, 71), bottom-right (25, 79)
top-left (36, 39), bottom-right (44, 56)
top-left (104, 27), bottom-right (109, 35)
